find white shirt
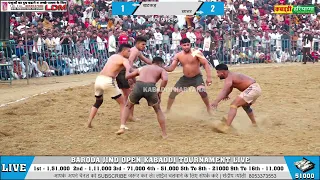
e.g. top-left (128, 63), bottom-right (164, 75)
top-left (96, 36), bottom-right (107, 51)
top-left (108, 35), bottom-right (116, 52)
top-left (136, 17), bottom-right (145, 25)
top-left (203, 36), bottom-right (211, 51)
top-left (243, 15), bottom-right (251, 23)
top-left (186, 32), bottom-right (196, 43)
top-left (171, 32), bottom-right (182, 46)
top-left (239, 4), bottom-right (247, 10)
top-left (154, 32), bottom-right (163, 45)
top-left (32, 37), bottom-right (42, 53)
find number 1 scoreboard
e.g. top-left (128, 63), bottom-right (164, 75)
top-left (1, 156), bottom-right (319, 179)
top-left (112, 2), bottom-right (224, 15)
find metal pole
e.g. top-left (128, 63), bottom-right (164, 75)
top-left (24, 12), bottom-right (29, 85)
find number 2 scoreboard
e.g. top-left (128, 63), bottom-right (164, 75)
top-left (1, 156), bottom-right (319, 179)
top-left (112, 2), bottom-right (224, 15)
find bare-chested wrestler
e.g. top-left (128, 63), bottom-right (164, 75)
top-left (210, 64), bottom-right (262, 133)
top-left (115, 57), bottom-right (168, 138)
top-left (116, 36), bottom-right (152, 121)
top-left (86, 44), bottom-right (132, 128)
top-left (164, 38), bottom-right (213, 114)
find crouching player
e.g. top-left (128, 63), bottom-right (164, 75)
top-left (116, 57), bottom-right (168, 138)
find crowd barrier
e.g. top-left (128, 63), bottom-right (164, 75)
top-left (0, 39), bottom-right (319, 84)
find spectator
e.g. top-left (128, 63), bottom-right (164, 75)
top-left (37, 57), bottom-right (52, 77)
top-left (154, 28), bottom-right (163, 50)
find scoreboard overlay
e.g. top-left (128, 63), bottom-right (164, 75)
top-left (1, 156), bottom-right (319, 179)
top-left (111, 2), bottom-right (225, 15)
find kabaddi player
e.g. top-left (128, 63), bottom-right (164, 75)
top-left (115, 57), bottom-right (168, 139)
top-left (164, 38), bottom-right (213, 114)
top-left (86, 44), bottom-right (132, 128)
top-left (116, 36), bottom-right (153, 121)
top-left (211, 64), bottom-right (262, 133)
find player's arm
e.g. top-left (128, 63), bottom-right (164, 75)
top-left (213, 78), bottom-right (233, 104)
top-left (196, 51), bottom-right (212, 85)
top-left (138, 52), bottom-right (152, 65)
top-left (125, 69), bottom-right (139, 79)
top-left (159, 69), bottom-right (168, 93)
top-left (158, 69), bottom-right (168, 100)
top-left (128, 50), bottom-right (139, 66)
top-left (123, 59), bottom-right (137, 79)
top-left (164, 54), bottom-right (179, 72)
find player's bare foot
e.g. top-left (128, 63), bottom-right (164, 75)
top-left (164, 110), bottom-right (171, 114)
top-left (162, 134), bottom-right (168, 139)
top-left (115, 128), bottom-right (125, 135)
top-left (86, 122), bottom-right (93, 128)
top-left (207, 108), bottom-right (213, 115)
top-left (128, 116), bottom-right (140, 122)
top-left (252, 123), bottom-right (258, 127)
top-left (212, 122), bottom-right (233, 134)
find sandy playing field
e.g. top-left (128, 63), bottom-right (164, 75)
top-left (0, 63), bottom-right (319, 155)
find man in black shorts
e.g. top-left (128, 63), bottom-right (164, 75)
top-left (116, 57), bottom-right (168, 139)
top-left (116, 36), bottom-right (152, 121)
top-left (164, 38), bottom-right (213, 114)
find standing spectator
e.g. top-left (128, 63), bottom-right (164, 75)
top-left (108, 31), bottom-right (116, 56)
top-left (203, 31), bottom-right (212, 58)
top-left (154, 28), bottom-right (163, 50)
top-left (195, 27), bottom-right (203, 48)
top-left (118, 31), bottom-right (129, 45)
top-left (186, 27), bottom-right (196, 47)
top-left (171, 28), bottom-right (181, 50)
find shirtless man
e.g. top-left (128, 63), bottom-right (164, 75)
top-left (210, 64), bottom-right (262, 133)
top-left (164, 38), bottom-right (213, 114)
top-left (116, 36), bottom-right (152, 121)
top-left (115, 57), bottom-right (168, 138)
top-left (86, 44), bottom-right (132, 128)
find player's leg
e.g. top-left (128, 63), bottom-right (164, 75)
top-left (242, 105), bottom-right (257, 126)
top-left (166, 77), bottom-right (185, 113)
top-left (152, 104), bottom-right (167, 139)
top-left (87, 95), bottom-right (103, 128)
top-left (196, 85), bottom-right (212, 115)
top-left (194, 75), bottom-right (212, 115)
top-left (226, 96), bottom-right (248, 126)
top-left (115, 85), bottom-right (141, 135)
top-left (122, 88), bottom-right (137, 121)
top-left (147, 90), bottom-right (167, 138)
top-left (115, 101), bottom-right (134, 135)
top-left (112, 94), bottom-right (125, 123)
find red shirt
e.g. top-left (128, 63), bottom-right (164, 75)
top-left (261, 23), bottom-right (269, 31)
top-left (118, 35), bottom-right (129, 45)
top-left (181, 33), bottom-right (187, 39)
top-left (194, 32), bottom-right (203, 44)
top-left (237, 14), bottom-right (244, 21)
top-left (84, 21), bottom-right (90, 28)
top-left (258, 8), bottom-right (265, 16)
top-left (68, 14), bottom-right (75, 24)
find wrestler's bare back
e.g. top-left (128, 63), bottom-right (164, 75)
top-left (226, 72), bottom-right (256, 92)
top-left (100, 54), bottom-right (128, 78)
top-left (176, 51), bottom-right (201, 77)
top-left (138, 65), bottom-right (165, 83)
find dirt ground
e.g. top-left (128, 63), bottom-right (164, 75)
top-left (0, 63), bottom-right (319, 155)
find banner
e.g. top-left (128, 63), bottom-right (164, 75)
top-left (274, 5), bottom-right (315, 14)
top-left (0, 0), bottom-right (68, 12)
top-left (111, 2), bottom-right (225, 16)
top-left (1, 156), bottom-right (319, 179)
